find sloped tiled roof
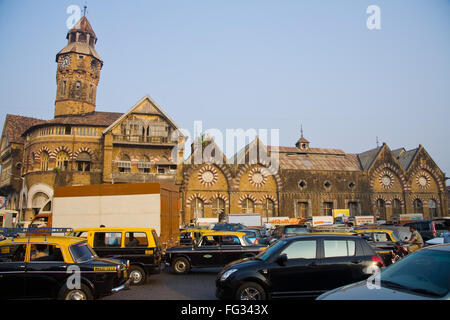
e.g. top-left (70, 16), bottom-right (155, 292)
top-left (274, 150), bottom-right (362, 171)
top-left (3, 114), bottom-right (45, 144)
top-left (357, 147), bottom-right (382, 171)
top-left (397, 148), bottom-right (419, 171)
top-left (22, 111), bottom-right (123, 136)
top-left (391, 148), bottom-right (406, 159)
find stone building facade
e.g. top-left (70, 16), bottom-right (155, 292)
top-left (178, 135), bottom-right (449, 225)
top-left (0, 17), bottom-right (183, 222)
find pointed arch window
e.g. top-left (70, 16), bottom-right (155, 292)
top-left (212, 198), bottom-right (225, 217)
top-left (429, 200), bottom-right (438, 218)
top-left (376, 199), bottom-right (386, 220)
top-left (262, 198), bottom-right (275, 218)
top-left (192, 198), bottom-right (204, 219)
top-left (118, 154), bottom-right (131, 173)
top-left (138, 156), bottom-right (151, 173)
top-left (242, 198), bottom-right (255, 214)
top-left (40, 152), bottom-right (49, 171)
top-left (77, 152), bottom-right (91, 172)
top-left (413, 199), bottom-right (423, 214)
top-left (56, 151), bottom-right (69, 171)
top-left (392, 199), bottom-right (402, 216)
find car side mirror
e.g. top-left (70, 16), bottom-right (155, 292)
top-left (276, 253), bottom-right (288, 266)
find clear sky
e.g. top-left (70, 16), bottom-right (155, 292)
top-left (0, 0), bottom-right (449, 179)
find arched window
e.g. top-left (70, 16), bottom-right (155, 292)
top-left (138, 156), bottom-right (151, 173)
top-left (192, 198), bottom-right (204, 219)
top-left (262, 198), bottom-right (275, 218)
top-left (392, 199), bottom-right (402, 216)
top-left (56, 151), bottom-right (69, 171)
top-left (376, 199), bottom-right (386, 220)
top-left (118, 154), bottom-right (131, 173)
top-left (77, 152), bottom-right (91, 172)
top-left (40, 152), bottom-right (49, 171)
top-left (212, 198), bottom-right (225, 218)
top-left (242, 198), bottom-right (254, 214)
top-left (429, 200), bottom-right (438, 218)
top-left (413, 199), bottom-right (423, 214)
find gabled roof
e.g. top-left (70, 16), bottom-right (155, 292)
top-left (102, 95), bottom-right (184, 137)
top-left (69, 16), bottom-right (96, 38)
top-left (397, 148), bottom-right (419, 171)
top-left (391, 148), bottom-right (406, 159)
top-left (187, 137), bottom-right (227, 164)
top-left (230, 136), bottom-right (270, 165)
top-left (357, 146), bottom-right (383, 171)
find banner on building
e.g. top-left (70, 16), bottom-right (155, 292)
top-left (312, 216), bottom-right (334, 227)
top-left (400, 214), bottom-right (423, 222)
top-left (332, 209), bottom-right (350, 218)
top-left (0, 197), bottom-right (6, 210)
top-left (264, 217), bottom-right (305, 225)
top-left (355, 216), bottom-right (376, 226)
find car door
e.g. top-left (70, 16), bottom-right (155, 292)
top-left (190, 235), bottom-right (222, 267)
top-left (0, 243), bottom-right (27, 299)
top-left (25, 243), bottom-right (68, 299)
top-left (316, 238), bottom-right (364, 291)
top-left (219, 235), bottom-right (246, 265)
top-left (267, 239), bottom-right (320, 298)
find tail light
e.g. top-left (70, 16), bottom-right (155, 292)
top-left (254, 238), bottom-right (259, 244)
top-left (372, 255), bottom-right (385, 267)
top-left (432, 222), bottom-right (437, 237)
top-left (117, 265), bottom-right (122, 279)
top-left (281, 234), bottom-right (285, 239)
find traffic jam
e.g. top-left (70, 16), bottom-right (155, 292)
top-left (0, 212), bottom-right (449, 301)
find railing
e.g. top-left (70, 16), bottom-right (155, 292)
top-left (112, 135), bottom-right (172, 144)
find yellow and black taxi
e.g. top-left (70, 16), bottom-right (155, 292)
top-left (0, 233), bottom-right (130, 300)
top-left (352, 225), bottom-right (411, 265)
top-left (68, 228), bottom-right (162, 285)
top-left (165, 231), bottom-right (266, 274)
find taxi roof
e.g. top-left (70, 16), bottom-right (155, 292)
top-left (72, 227), bottom-right (156, 232)
top-left (1, 236), bottom-right (86, 245)
top-left (201, 231), bottom-right (246, 237)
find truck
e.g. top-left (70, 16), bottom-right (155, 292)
top-left (30, 182), bottom-right (180, 249)
top-left (226, 213), bottom-right (263, 227)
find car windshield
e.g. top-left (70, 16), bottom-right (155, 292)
top-left (70, 242), bottom-right (96, 263)
top-left (244, 231), bottom-right (257, 238)
top-left (241, 236), bottom-right (254, 246)
top-left (284, 226), bottom-right (308, 235)
top-left (255, 239), bottom-right (287, 261)
top-left (380, 249), bottom-right (450, 297)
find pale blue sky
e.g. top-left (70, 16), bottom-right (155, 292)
top-left (0, 0), bottom-right (449, 179)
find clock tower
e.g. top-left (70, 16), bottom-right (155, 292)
top-left (54, 16), bottom-right (103, 117)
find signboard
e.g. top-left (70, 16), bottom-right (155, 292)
top-left (400, 214), bottom-right (423, 222)
top-left (263, 217), bottom-right (305, 225)
top-left (227, 214), bottom-right (262, 227)
top-left (332, 209), bottom-right (350, 218)
top-left (0, 197), bottom-right (6, 210)
top-left (312, 216), bottom-right (334, 227)
top-left (355, 216), bottom-right (376, 226)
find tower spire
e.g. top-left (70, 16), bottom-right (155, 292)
top-left (83, 5), bottom-right (87, 17)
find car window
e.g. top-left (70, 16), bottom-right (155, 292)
top-left (324, 240), bottom-right (356, 258)
top-left (220, 235), bottom-right (241, 246)
top-left (0, 244), bottom-right (26, 262)
top-left (380, 249), bottom-right (450, 297)
top-left (125, 232), bottom-right (148, 247)
top-left (200, 235), bottom-right (220, 246)
top-left (281, 240), bottom-right (316, 259)
top-left (284, 226), bottom-right (308, 235)
top-left (245, 231), bottom-right (256, 238)
top-left (30, 244), bottom-right (64, 262)
top-left (433, 221), bottom-right (448, 232)
top-left (70, 242), bottom-right (96, 263)
top-left (68, 231), bottom-right (88, 238)
top-left (373, 233), bottom-right (391, 242)
top-left (93, 232), bottom-right (122, 247)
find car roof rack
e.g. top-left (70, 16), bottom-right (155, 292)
top-left (0, 228), bottom-right (73, 243)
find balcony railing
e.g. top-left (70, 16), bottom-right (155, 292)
top-left (112, 135), bottom-right (176, 145)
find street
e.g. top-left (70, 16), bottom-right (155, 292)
top-left (104, 266), bottom-right (221, 300)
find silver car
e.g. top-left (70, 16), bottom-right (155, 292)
top-left (317, 244), bottom-right (450, 300)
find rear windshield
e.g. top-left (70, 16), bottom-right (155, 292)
top-left (70, 242), bottom-right (96, 263)
top-left (284, 226), bottom-right (309, 235)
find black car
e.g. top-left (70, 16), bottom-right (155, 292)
top-left (212, 223), bottom-right (247, 232)
top-left (165, 231), bottom-right (266, 274)
top-left (269, 224), bottom-right (309, 244)
top-left (403, 219), bottom-right (450, 241)
top-left (216, 234), bottom-right (384, 300)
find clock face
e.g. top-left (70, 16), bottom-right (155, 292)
top-left (59, 55), bottom-right (71, 68)
top-left (381, 175), bottom-right (391, 187)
